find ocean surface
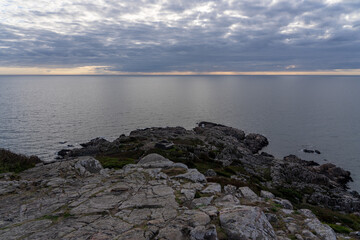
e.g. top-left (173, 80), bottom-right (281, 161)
top-left (0, 75), bottom-right (359, 191)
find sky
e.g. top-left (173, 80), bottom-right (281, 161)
top-left (0, 0), bottom-right (360, 75)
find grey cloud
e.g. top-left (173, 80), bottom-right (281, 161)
top-left (0, 0), bottom-right (359, 72)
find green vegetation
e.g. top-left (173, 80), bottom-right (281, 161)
top-left (96, 156), bottom-right (135, 169)
top-left (161, 167), bottom-right (187, 176)
top-left (0, 148), bottom-right (41, 173)
top-left (328, 223), bottom-right (352, 234)
top-left (299, 203), bottom-right (360, 231)
top-left (270, 187), bottom-right (304, 205)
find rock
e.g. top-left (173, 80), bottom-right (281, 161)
top-left (260, 190), bottom-right (275, 199)
top-left (214, 194), bottom-right (240, 208)
top-left (201, 183), bottom-right (221, 194)
top-left (219, 205), bottom-right (277, 239)
top-left (265, 213), bottom-right (278, 225)
top-left (244, 133), bottom-right (269, 153)
top-left (191, 196), bottom-right (214, 208)
top-left (299, 209), bottom-right (316, 218)
top-left (137, 153), bottom-right (174, 168)
top-left (305, 218), bottom-right (336, 240)
top-left (57, 149), bottom-right (71, 157)
top-left (74, 157), bottom-right (103, 176)
top-left (181, 189), bottom-right (196, 201)
top-left (301, 229), bottom-right (318, 239)
top-left (295, 234), bottom-right (304, 240)
top-left (204, 169), bottom-right (217, 177)
top-left (274, 198), bottom-right (293, 210)
top-left (287, 222), bottom-right (298, 234)
top-left (261, 152), bottom-right (274, 158)
top-left (174, 169), bottom-right (207, 183)
top-left (350, 231), bottom-right (360, 239)
top-left (238, 187), bottom-right (259, 201)
top-left (224, 185), bottom-right (237, 195)
top-left (303, 149), bottom-right (315, 153)
top-left (314, 163), bottom-right (352, 185)
top-left (155, 140), bottom-right (174, 150)
top-left (80, 137), bottom-right (109, 148)
top-left (190, 225), bottom-right (218, 240)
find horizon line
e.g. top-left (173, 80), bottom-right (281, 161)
top-left (1, 66), bottom-right (360, 76)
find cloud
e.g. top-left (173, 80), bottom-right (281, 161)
top-left (0, 0), bottom-right (359, 73)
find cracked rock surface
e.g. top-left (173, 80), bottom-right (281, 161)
top-left (0, 154), bottom-right (339, 240)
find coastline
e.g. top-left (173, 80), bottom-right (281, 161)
top-left (1, 122), bottom-right (359, 239)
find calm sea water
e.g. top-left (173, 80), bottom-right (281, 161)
top-left (0, 75), bottom-right (359, 190)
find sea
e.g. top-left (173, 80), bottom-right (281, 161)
top-left (0, 75), bottom-right (359, 191)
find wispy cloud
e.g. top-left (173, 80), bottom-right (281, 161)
top-left (0, 0), bottom-right (359, 74)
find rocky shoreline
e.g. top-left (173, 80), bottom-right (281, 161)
top-left (1, 122), bottom-right (359, 239)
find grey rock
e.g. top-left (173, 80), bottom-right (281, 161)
top-left (201, 183), bottom-right (221, 194)
top-left (265, 213), bottom-right (278, 225)
top-left (137, 153), bottom-right (174, 168)
top-left (192, 196), bottom-right (214, 208)
top-left (299, 209), bottom-right (316, 218)
top-left (190, 225), bottom-right (218, 240)
top-left (181, 188), bottom-right (196, 201)
top-left (302, 229), bottom-right (319, 240)
top-left (219, 205), bottom-right (277, 239)
top-left (224, 184), bottom-right (237, 195)
top-left (295, 234), bottom-right (304, 240)
top-left (174, 169), bottom-right (207, 183)
top-left (238, 186), bottom-right (259, 201)
top-left (214, 194), bottom-right (240, 208)
top-left (260, 190), bottom-right (275, 199)
top-left (305, 218), bottom-right (336, 240)
top-left (74, 157), bottom-right (103, 176)
top-left (205, 169), bottom-right (217, 177)
top-left (274, 198), bottom-right (293, 210)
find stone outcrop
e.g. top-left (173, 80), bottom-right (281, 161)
top-left (1, 122), bottom-right (359, 239)
top-left (1, 153), bottom-right (345, 240)
top-left (56, 122), bottom-right (359, 214)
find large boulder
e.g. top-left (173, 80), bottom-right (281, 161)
top-left (244, 133), bottom-right (269, 153)
top-left (305, 218), bottom-right (336, 240)
top-left (314, 163), bottom-right (352, 185)
top-left (219, 205), bottom-right (277, 239)
top-left (74, 157), bottom-right (103, 176)
top-left (137, 153), bottom-right (174, 168)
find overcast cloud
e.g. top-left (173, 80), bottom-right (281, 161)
top-left (0, 0), bottom-right (359, 73)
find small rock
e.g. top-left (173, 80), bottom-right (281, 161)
top-left (214, 194), bottom-right (240, 207)
top-left (201, 183), bottom-right (221, 194)
top-left (181, 189), bottom-right (196, 201)
top-left (350, 231), bottom-right (360, 239)
top-left (190, 225), bottom-right (218, 240)
top-left (174, 169), bottom-right (207, 183)
top-left (224, 184), bottom-right (237, 195)
top-left (295, 234), bottom-right (304, 240)
top-left (155, 140), bottom-right (174, 150)
top-left (260, 190), bottom-right (275, 199)
top-left (265, 213), bottom-right (278, 225)
top-left (191, 196), bottom-right (214, 208)
top-left (204, 169), bottom-right (217, 177)
top-left (287, 222), bottom-right (298, 234)
top-left (301, 229), bottom-right (318, 239)
top-left (299, 209), bottom-right (316, 218)
top-left (238, 187), bottom-right (259, 201)
top-left (274, 199), bottom-right (293, 210)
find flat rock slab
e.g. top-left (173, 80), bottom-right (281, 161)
top-left (219, 205), bottom-right (277, 240)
